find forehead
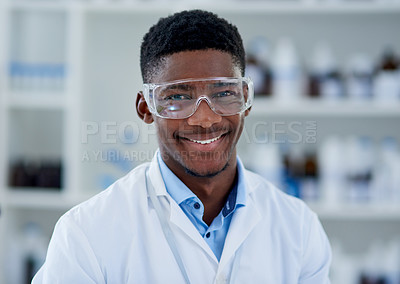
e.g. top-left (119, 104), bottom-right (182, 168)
top-left (159, 78), bottom-right (240, 92)
top-left (152, 50), bottom-right (241, 84)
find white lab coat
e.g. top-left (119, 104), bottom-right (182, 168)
top-left (33, 153), bottom-right (331, 284)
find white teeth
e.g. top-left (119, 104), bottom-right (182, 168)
top-left (187, 135), bottom-right (222, 145)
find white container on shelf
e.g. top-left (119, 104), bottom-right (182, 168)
top-left (373, 48), bottom-right (400, 103)
top-left (248, 141), bottom-right (283, 189)
top-left (346, 53), bottom-right (374, 101)
top-left (309, 41), bottom-right (344, 101)
top-left (245, 36), bottom-right (271, 95)
top-left (371, 137), bottom-right (400, 205)
top-left (6, 222), bottom-right (47, 284)
top-left (345, 136), bottom-right (374, 203)
top-left (329, 241), bottom-right (361, 284)
top-left (318, 136), bottom-right (346, 206)
top-left (271, 38), bottom-right (303, 102)
top-left (374, 71), bottom-right (400, 102)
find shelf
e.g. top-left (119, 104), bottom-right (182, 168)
top-left (3, 188), bottom-right (90, 210)
top-left (308, 202), bottom-right (400, 220)
top-left (9, 0), bottom-right (400, 14)
top-left (10, 1), bottom-right (70, 11)
top-left (5, 188), bottom-right (69, 209)
top-left (7, 92), bottom-right (67, 110)
top-left (250, 98), bottom-right (400, 117)
top-left (81, 1), bottom-right (400, 14)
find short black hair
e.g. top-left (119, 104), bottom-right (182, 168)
top-left (140, 9), bottom-right (245, 83)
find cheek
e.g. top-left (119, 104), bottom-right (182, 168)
top-left (230, 115), bottom-right (245, 135)
top-left (153, 119), bottom-right (166, 143)
top-left (154, 118), bottom-right (180, 142)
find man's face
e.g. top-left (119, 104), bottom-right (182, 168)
top-left (146, 50), bottom-right (249, 177)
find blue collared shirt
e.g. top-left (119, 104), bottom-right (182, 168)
top-left (157, 153), bottom-right (247, 261)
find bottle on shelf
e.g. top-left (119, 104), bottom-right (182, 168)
top-left (318, 136), bottom-right (347, 206)
top-left (245, 36), bottom-right (272, 96)
top-left (307, 42), bottom-right (344, 101)
top-left (346, 53), bottom-right (374, 101)
top-left (271, 37), bottom-right (303, 102)
top-left (6, 222), bottom-right (47, 284)
top-left (373, 48), bottom-right (400, 103)
top-left (345, 136), bottom-right (374, 203)
top-left (280, 145), bottom-right (319, 201)
top-left (245, 133), bottom-right (399, 206)
top-left (8, 6), bottom-right (67, 94)
top-left (329, 241), bottom-right (361, 284)
top-left (371, 137), bottom-right (400, 205)
top-left (22, 222), bottom-right (47, 283)
top-left (330, 238), bottom-right (400, 284)
top-left (282, 144), bottom-right (305, 199)
top-left (247, 141), bottom-right (283, 189)
top-left (9, 61), bottom-right (66, 93)
top-left (9, 159), bottom-right (63, 190)
top-left (301, 152), bottom-right (319, 201)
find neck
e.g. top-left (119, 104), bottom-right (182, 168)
top-left (165, 155), bottom-right (238, 226)
top-left (186, 164), bottom-right (237, 225)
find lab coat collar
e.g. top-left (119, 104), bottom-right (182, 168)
top-left (147, 149), bottom-right (168, 197)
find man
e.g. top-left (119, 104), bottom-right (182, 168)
top-left (33, 10), bottom-right (331, 283)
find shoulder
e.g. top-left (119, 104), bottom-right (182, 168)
top-left (243, 168), bottom-right (316, 224)
top-left (243, 170), bottom-right (331, 281)
top-left (243, 169), bottom-right (331, 259)
top-left (61, 162), bottom-right (150, 227)
top-left (42, 162), bottom-right (158, 274)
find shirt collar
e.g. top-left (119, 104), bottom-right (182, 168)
top-left (157, 152), bottom-right (247, 211)
top-left (157, 153), bottom-right (197, 205)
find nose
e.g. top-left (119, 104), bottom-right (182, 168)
top-left (187, 99), bottom-right (222, 128)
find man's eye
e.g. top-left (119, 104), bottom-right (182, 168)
top-left (165, 94), bottom-right (192, 100)
top-left (214, 91), bottom-right (236, 98)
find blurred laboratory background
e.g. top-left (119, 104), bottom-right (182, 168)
top-left (1, 0), bottom-right (400, 283)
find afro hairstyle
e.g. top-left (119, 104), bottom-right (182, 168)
top-left (140, 9), bottom-right (245, 83)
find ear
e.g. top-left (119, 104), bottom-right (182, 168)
top-left (242, 82), bottom-right (252, 117)
top-left (244, 106), bottom-right (252, 117)
top-left (136, 92), bottom-right (154, 124)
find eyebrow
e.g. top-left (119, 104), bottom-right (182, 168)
top-left (163, 84), bottom-right (194, 92)
top-left (160, 81), bottom-right (238, 93)
top-left (210, 82), bottom-right (237, 88)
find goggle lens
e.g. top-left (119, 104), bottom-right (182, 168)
top-left (144, 77), bottom-right (253, 119)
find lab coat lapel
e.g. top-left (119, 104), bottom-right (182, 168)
top-left (169, 201), bottom-right (218, 262)
top-left (147, 152), bottom-right (218, 263)
top-left (219, 189), bottom-right (261, 270)
top-left (148, 151), bottom-right (168, 196)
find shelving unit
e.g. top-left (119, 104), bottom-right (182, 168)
top-left (0, 1), bottom-right (399, 283)
top-left (7, 94), bottom-right (67, 110)
top-left (4, 189), bottom-right (74, 210)
top-left (0, 1), bottom-right (10, 282)
top-left (0, 2), bottom-right (85, 283)
top-left (308, 202), bottom-right (400, 220)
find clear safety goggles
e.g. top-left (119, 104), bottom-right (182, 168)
top-left (142, 77), bottom-right (254, 119)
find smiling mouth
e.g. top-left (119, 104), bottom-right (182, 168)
top-left (186, 135), bottom-right (223, 145)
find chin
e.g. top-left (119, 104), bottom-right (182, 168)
top-left (184, 160), bottom-right (229, 178)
